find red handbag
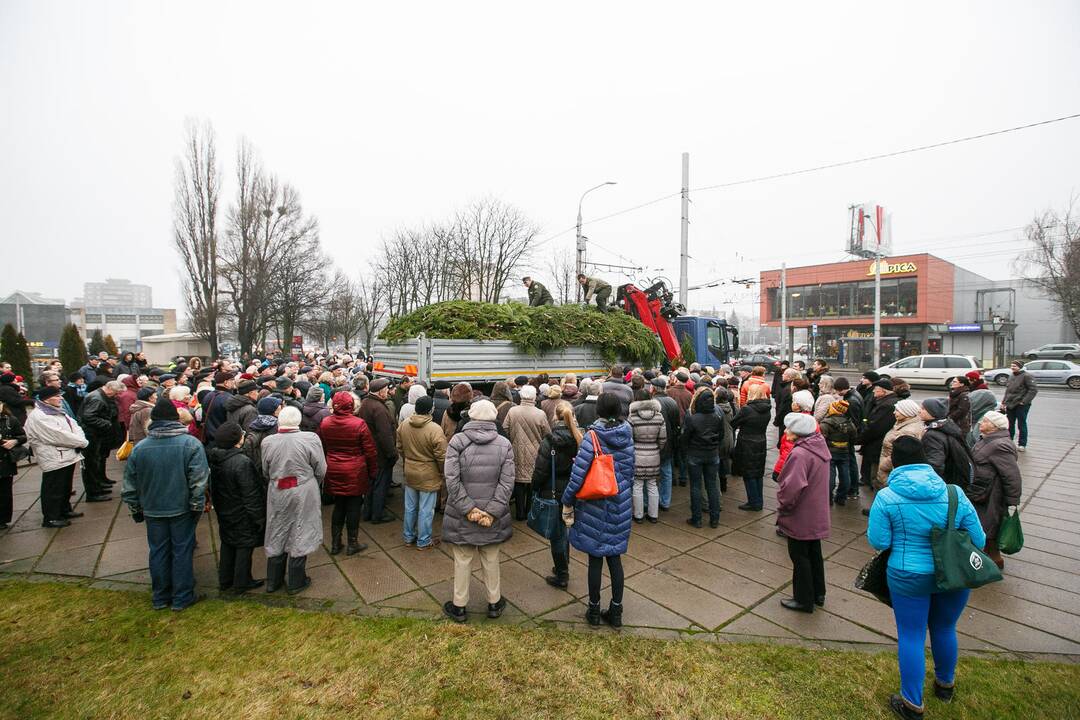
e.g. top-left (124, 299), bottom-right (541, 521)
top-left (576, 430), bottom-right (618, 500)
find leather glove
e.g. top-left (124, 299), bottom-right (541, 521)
top-left (132, 511), bottom-right (144, 523)
top-left (561, 504), bottom-right (575, 527)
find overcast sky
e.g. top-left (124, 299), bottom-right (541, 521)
top-left (2, 1), bottom-right (1079, 323)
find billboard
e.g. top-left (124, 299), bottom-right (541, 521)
top-left (848, 203), bottom-right (893, 257)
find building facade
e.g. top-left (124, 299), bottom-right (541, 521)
top-left (0, 291), bottom-right (68, 358)
top-left (82, 279), bottom-right (152, 308)
top-left (75, 307), bottom-right (177, 352)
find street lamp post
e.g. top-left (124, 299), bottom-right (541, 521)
top-left (575, 181), bottom-right (617, 301)
top-left (862, 213), bottom-right (884, 368)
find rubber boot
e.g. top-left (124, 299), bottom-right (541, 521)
top-left (286, 555), bottom-right (311, 594)
top-left (265, 554), bottom-right (287, 593)
top-left (329, 523), bottom-right (344, 555)
top-left (585, 602), bottom-right (602, 626)
top-left (600, 601), bottom-right (623, 628)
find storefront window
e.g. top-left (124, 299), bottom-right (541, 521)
top-left (898, 278), bottom-right (917, 316)
top-left (767, 277), bottom-right (918, 319)
top-left (857, 282), bottom-right (875, 317)
top-left (880, 279), bottom-right (899, 316)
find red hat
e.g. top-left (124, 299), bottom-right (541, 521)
top-left (331, 391), bottom-right (354, 412)
top-left (240, 373), bottom-right (255, 380)
top-left (964, 370), bottom-right (982, 383)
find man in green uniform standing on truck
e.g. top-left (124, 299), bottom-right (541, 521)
top-left (577, 273), bottom-right (613, 312)
top-left (522, 277), bottom-right (554, 306)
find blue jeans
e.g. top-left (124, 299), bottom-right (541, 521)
top-left (658, 458), bottom-right (673, 509)
top-left (364, 459), bottom-right (395, 521)
top-left (402, 486), bottom-right (437, 547)
top-left (742, 474), bottom-right (763, 509)
top-left (145, 513), bottom-right (197, 610)
top-left (1007, 404), bottom-right (1030, 447)
top-left (829, 453), bottom-right (851, 499)
top-left (890, 584), bottom-right (970, 709)
top-left (687, 455), bottom-right (720, 524)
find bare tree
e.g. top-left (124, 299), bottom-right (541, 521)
top-left (447, 197), bottom-right (538, 303)
top-left (173, 120), bottom-right (222, 356)
top-left (354, 274), bottom-right (390, 351)
top-left (547, 246), bottom-right (577, 304)
top-left (1013, 198), bottom-right (1080, 340)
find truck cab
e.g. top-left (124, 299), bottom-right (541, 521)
top-left (671, 316), bottom-right (740, 367)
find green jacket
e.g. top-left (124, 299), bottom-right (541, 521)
top-left (528, 281), bottom-right (554, 306)
top-left (582, 276), bottom-right (611, 303)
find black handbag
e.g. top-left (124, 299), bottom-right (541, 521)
top-left (527, 448), bottom-right (560, 540)
top-left (854, 548), bottom-right (892, 607)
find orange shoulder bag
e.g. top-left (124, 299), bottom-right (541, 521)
top-left (576, 430), bottom-right (618, 500)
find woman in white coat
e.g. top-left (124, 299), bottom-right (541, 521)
top-left (23, 387), bottom-right (88, 527)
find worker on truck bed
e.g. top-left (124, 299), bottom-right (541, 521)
top-left (577, 273), bottom-right (613, 312)
top-left (522, 277), bottom-right (554, 307)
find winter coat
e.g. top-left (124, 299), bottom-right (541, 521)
top-left (1003, 370), bottom-right (1038, 409)
top-left (0, 412), bottom-right (28, 477)
top-left (868, 463), bottom-right (985, 575)
top-left (714, 396), bottom-right (735, 460)
top-left (115, 358), bottom-right (141, 378)
top-left (966, 388), bottom-right (998, 447)
top-left (359, 396), bottom-right (398, 462)
top-left (667, 384), bottom-right (693, 415)
top-left (877, 415), bottom-right (926, 488)
top-left (773, 382), bottom-right (793, 431)
top-left (208, 447), bottom-right (265, 548)
top-left (301, 400), bottom-right (331, 432)
top-left (731, 399), bottom-right (770, 479)
top-left (127, 400), bottom-right (154, 443)
top-left (203, 389), bottom-right (234, 445)
top-left (531, 422), bottom-right (578, 500)
top-left (840, 390), bottom-right (864, 434)
top-left (540, 397), bottom-right (563, 427)
top-left (948, 386), bottom-right (972, 437)
top-left (22, 401), bottom-right (88, 472)
top-left (225, 394), bottom-right (258, 434)
top-left (79, 389), bottom-right (121, 447)
top-left (653, 392), bottom-right (681, 459)
top-left (739, 375), bottom-right (771, 407)
top-left (922, 418), bottom-right (974, 490)
top-left (601, 379), bottom-right (633, 420)
top-left (527, 281), bottom-right (554, 307)
top-left (63, 384), bottom-right (85, 417)
top-left (396, 414), bottom-right (447, 493)
top-left (243, 414), bottom-right (278, 481)
top-left (121, 421), bottom-right (209, 518)
top-left (573, 397), bottom-right (599, 430)
top-left (812, 392), bottom-right (838, 423)
top-left (776, 432), bottom-right (832, 541)
top-left (442, 420), bottom-right (515, 546)
top-left (819, 412), bottom-right (858, 456)
top-left (858, 392), bottom-right (898, 459)
top-left (261, 428), bottom-right (327, 557)
top-left (628, 399), bottom-right (667, 480)
top-left (562, 420), bottom-right (635, 557)
top-left (503, 401), bottom-right (551, 484)
top-left (116, 376), bottom-right (140, 427)
top-left (318, 408), bottom-right (378, 496)
top-left (969, 428), bottom-right (1023, 541)
top-left (773, 411), bottom-right (815, 476)
top-left (681, 392), bottom-right (721, 459)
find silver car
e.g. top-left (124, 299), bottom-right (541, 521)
top-left (983, 360), bottom-right (1080, 390)
top-left (1023, 343), bottom-right (1080, 360)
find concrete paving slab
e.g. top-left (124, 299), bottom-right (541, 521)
top-left (656, 554), bottom-right (775, 607)
top-left (720, 612), bottom-right (799, 638)
top-left (625, 568), bottom-right (742, 630)
top-left (375, 588), bottom-right (441, 614)
top-left (95, 536), bottom-right (150, 578)
top-left (385, 544), bottom-right (454, 587)
top-left (0, 528), bottom-right (55, 563)
top-left (337, 549), bottom-right (419, 603)
top-left (33, 544), bottom-right (100, 577)
top-left (689, 541), bottom-right (792, 587)
top-left (292, 562), bottom-right (358, 602)
top-left (497, 560), bottom-right (577, 616)
top-left (957, 606), bottom-right (1080, 655)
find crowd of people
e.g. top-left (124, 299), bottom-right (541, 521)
top-left (0, 348), bottom-right (1035, 718)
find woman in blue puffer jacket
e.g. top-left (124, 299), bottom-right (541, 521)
top-left (562, 393), bottom-right (634, 628)
top-left (867, 435), bottom-right (986, 720)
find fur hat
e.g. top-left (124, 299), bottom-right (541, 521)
top-left (791, 390), bottom-right (815, 411)
top-left (518, 384), bottom-right (537, 402)
top-left (895, 399), bottom-right (921, 418)
top-left (784, 412), bottom-right (816, 436)
top-left (469, 399), bottom-right (497, 422)
top-left (981, 410), bottom-right (1008, 430)
top-left (450, 382), bottom-right (473, 404)
top-left (546, 384), bottom-right (563, 399)
top-left (921, 397), bottom-right (949, 419)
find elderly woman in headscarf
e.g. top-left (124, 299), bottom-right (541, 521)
top-left (260, 405), bottom-right (326, 594)
top-left (969, 410), bottom-right (1022, 570)
top-left (540, 384), bottom-right (564, 426)
top-left (489, 381), bottom-right (515, 432)
top-left (397, 383), bottom-right (429, 424)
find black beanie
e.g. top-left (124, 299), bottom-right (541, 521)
top-left (150, 398), bottom-right (180, 423)
top-left (891, 435), bottom-right (926, 469)
top-left (136, 387), bottom-right (155, 401)
top-left (414, 395), bottom-right (434, 415)
top-left (214, 421), bottom-right (244, 449)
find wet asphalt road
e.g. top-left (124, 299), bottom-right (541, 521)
top-left (904, 384), bottom-right (1079, 443)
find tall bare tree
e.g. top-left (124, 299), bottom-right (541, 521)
top-left (547, 246), bottom-right (577, 304)
top-left (447, 197), bottom-right (538, 303)
top-left (1013, 198), bottom-right (1080, 340)
top-left (354, 274), bottom-right (390, 351)
top-left (173, 120), bottom-right (222, 356)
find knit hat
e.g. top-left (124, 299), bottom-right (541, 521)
top-left (214, 421), bottom-right (244, 449)
top-left (827, 399), bottom-right (849, 416)
top-left (236, 380), bottom-right (257, 395)
top-left (306, 386), bottom-right (324, 402)
top-left (37, 385), bottom-right (62, 400)
top-left (922, 397), bottom-right (949, 419)
top-left (872, 379), bottom-right (893, 391)
top-left (136, 387), bottom-right (155, 401)
top-left (791, 390), bottom-right (815, 411)
top-left (784, 412), bottom-right (816, 436)
top-left (891, 435), bottom-right (926, 468)
top-left (546, 384), bottom-right (563, 399)
top-left (150, 398), bottom-right (180, 422)
top-left (894, 399), bottom-right (920, 418)
top-left (981, 410), bottom-right (1008, 430)
top-left (414, 396), bottom-right (434, 415)
top-left (450, 382), bottom-right (473, 404)
top-left (469, 399), bottom-right (497, 422)
top-left (331, 391), bottom-right (354, 412)
top-left (863, 371), bottom-right (881, 382)
top-left (257, 396), bottom-right (282, 415)
top-left (965, 370), bottom-right (983, 384)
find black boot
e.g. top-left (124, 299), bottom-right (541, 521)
top-left (443, 601), bottom-right (467, 623)
top-left (286, 556), bottom-right (310, 594)
top-left (600, 601), bottom-right (623, 628)
top-left (888, 694), bottom-right (923, 719)
top-left (346, 536), bottom-right (367, 555)
top-left (329, 523), bottom-right (344, 555)
top-left (585, 602), bottom-right (602, 626)
top-left (487, 597), bottom-right (507, 619)
top-left (265, 554), bottom-right (287, 593)
top-left (545, 574), bottom-right (569, 589)
top-left (933, 680), bottom-right (954, 703)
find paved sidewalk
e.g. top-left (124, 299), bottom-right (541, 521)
top-left (3, 430), bottom-right (1079, 661)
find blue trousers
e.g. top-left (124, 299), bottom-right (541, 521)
top-left (829, 454), bottom-right (852, 499)
top-left (847, 449), bottom-right (859, 496)
top-left (145, 513), bottom-right (197, 610)
top-left (402, 487), bottom-right (437, 547)
top-left (1006, 404), bottom-right (1030, 447)
top-left (890, 584), bottom-right (970, 709)
top-left (658, 458), bottom-right (673, 509)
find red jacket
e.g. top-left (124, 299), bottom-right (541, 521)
top-left (318, 409), bottom-right (379, 496)
top-left (116, 375), bottom-right (140, 426)
top-left (740, 375), bottom-right (771, 407)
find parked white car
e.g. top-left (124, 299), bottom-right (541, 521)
top-left (874, 354), bottom-right (980, 388)
top-left (984, 360), bottom-right (1080, 390)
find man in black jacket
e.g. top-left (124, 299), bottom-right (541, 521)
top-left (919, 397), bottom-right (974, 490)
top-left (772, 368), bottom-right (797, 449)
top-left (858, 380), bottom-right (897, 511)
top-left (78, 380), bottom-right (123, 501)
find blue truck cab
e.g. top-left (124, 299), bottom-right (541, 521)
top-left (671, 316), bottom-right (740, 367)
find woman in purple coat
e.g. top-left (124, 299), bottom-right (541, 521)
top-left (776, 412), bottom-right (832, 613)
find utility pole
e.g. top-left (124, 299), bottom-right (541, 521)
top-left (679, 152), bottom-right (689, 308)
top-left (873, 205), bottom-right (883, 367)
top-left (780, 262), bottom-right (787, 362)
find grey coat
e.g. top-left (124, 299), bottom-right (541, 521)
top-left (629, 398), bottom-right (667, 480)
top-left (970, 428), bottom-right (1023, 541)
top-left (1003, 371), bottom-right (1038, 409)
top-left (260, 429), bottom-right (327, 557)
top-left (503, 401), bottom-right (550, 484)
top-left (442, 420), bottom-right (516, 546)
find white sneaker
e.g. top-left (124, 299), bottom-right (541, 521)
top-left (1017, 446), bottom-right (1026, 452)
